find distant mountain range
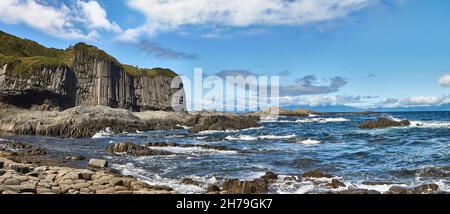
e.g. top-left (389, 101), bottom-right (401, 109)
top-left (283, 104), bottom-right (450, 113)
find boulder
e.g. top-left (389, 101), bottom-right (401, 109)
top-left (206, 184), bottom-right (221, 193)
top-left (260, 172), bottom-right (278, 181)
top-left (330, 179), bottom-right (346, 188)
top-left (222, 178), bottom-right (268, 194)
top-left (8, 164), bottom-right (31, 174)
top-left (358, 117), bottom-right (410, 129)
top-left (388, 186), bottom-right (415, 194)
top-left (106, 142), bottom-right (173, 156)
top-left (181, 177), bottom-right (195, 185)
top-left (88, 159), bottom-right (108, 168)
top-left (302, 170), bottom-right (332, 178)
top-left (413, 184), bottom-right (439, 194)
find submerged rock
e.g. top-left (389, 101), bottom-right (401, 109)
top-left (358, 117), bottom-right (410, 129)
top-left (106, 142), bottom-right (173, 156)
top-left (302, 169), bottom-right (332, 178)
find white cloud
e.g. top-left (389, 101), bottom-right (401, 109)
top-left (76, 0), bottom-right (122, 33)
top-left (279, 95), bottom-right (364, 106)
top-left (0, 0), bottom-right (119, 40)
top-left (438, 74), bottom-right (450, 87)
top-left (377, 95), bottom-right (449, 108)
top-left (120, 0), bottom-right (374, 42)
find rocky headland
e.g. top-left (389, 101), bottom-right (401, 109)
top-left (0, 31), bottom-right (261, 138)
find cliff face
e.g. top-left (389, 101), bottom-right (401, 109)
top-left (0, 31), bottom-right (185, 112)
top-left (0, 64), bottom-right (77, 110)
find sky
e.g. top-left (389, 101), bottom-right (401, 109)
top-left (1, 0), bottom-right (450, 110)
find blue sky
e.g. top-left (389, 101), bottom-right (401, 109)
top-left (1, 0), bottom-right (450, 109)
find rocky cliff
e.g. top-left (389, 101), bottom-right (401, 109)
top-left (0, 31), bottom-right (185, 112)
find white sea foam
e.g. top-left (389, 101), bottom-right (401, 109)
top-left (225, 134), bottom-right (297, 141)
top-left (197, 126), bottom-right (263, 135)
top-left (92, 127), bottom-right (113, 139)
top-left (409, 120), bottom-right (450, 129)
top-left (148, 146), bottom-right (238, 155)
top-left (225, 135), bottom-right (258, 141)
top-left (176, 124), bottom-right (192, 130)
top-left (258, 134), bottom-right (297, 140)
top-left (111, 163), bottom-right (207, 194)
top-left (297, 139), bottom-right (321, 145)
top-left (295, 117), bottom-right (350, 123)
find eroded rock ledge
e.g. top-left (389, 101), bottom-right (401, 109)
top-left (0, 106), bottom-right (261, 138)
top-left (0, 141), bottom-right (174, 194)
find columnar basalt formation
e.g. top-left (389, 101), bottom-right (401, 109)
top-left (0, 31), bottom-right (186, 112)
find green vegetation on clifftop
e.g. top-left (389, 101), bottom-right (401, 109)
top-left (0, 30), bottom-right (178, 78)
top-left (123, 64), bottom-right (177, 78)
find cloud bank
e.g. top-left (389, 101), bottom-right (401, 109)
top-left (119, 0), bottom-right (374, 41)
top-left (280, 75), bottom-right (348, 96)
top-left (0, 0), bottom-right (120, 40)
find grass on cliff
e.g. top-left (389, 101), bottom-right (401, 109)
top-left (0, 55), bottom-right (69, 77)
top-left (123, 64), bottom-right (177, 78)
top-left (0, 30), bottom-right (178, 78)
top-left (0, 30), bottom-right (65, 58)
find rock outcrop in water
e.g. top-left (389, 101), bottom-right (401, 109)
top-left (358, 117), bottom-right (411, 129)
top-left (106, 142), bottom-right (173, 156)
top-left (0, 31), bottom-right (185, 112)
top-left (249, 106), bottom-right (326, 117)
top-left (190, 113), bottom-right (261, 133)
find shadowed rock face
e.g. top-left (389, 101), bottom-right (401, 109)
top-left (358, 117), bottom-right (411, 129)
top-left (0, 32), bottom-right (185, 112)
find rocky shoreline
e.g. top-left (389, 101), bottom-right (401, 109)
top-left (0, 105), bottom-right (262, 138)
top-left (0, 141), bottom-right (174, 194)
top-left (1, 140), bottom-right (445, 194)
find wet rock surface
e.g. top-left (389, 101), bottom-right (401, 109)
top-left (190, 113), bottom-right (261, 133)
top-left (302, 169), bottom-right (333, 178)
top-left (106, 142), bottom-right (173, 156)
top-left (358, 117), bottom-right (411, 129)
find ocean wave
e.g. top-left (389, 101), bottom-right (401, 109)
top-left (295, 117), bottom-right (350, 123)
top-left (147, 146), bottom-right (238, 155)
top-left (197, 126), bottom-right (263, 135)
top-left (91, 127), bottom-right (113, 139)
top-left (409, 120), bottom-right (450, 129)
top-left (111, 163), bottom-right (208, 194)
top-left (176, 124), bottom-right (192, 130)
top-left (258, 134), bottom-right (297, 140)
top-left (225, 134), bottom-right (297, 141)
top-left (225, 135), bottom-right (258, 141)
top-left (297, 139), bottom-right (321, 145)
